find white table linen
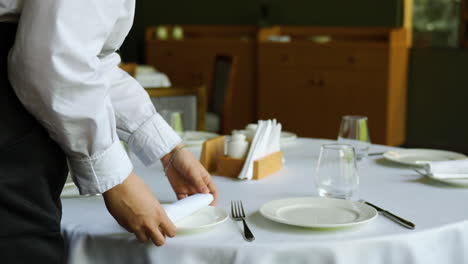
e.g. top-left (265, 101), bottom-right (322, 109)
top-left (62, 138), bottom-right (468, 264)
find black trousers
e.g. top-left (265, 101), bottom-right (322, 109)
top-left (0, 23), bottom-right (68, 263)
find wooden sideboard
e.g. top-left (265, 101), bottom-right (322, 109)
top-left (257, 26), bottom-right (410, 146)
top-left (145, 26), bottom-right (257, 133)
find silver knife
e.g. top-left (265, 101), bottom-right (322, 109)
top-left (360, 200), bottom-right (416, 229)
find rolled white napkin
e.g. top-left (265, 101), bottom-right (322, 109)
top-left (425, 160), bottom-right (468, 179)
top-left (162, 193), bottom-right (214, 223)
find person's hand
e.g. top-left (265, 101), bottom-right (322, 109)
top-left (102, 172), bottom-right (176, 246)
top-left (162, 144), bottom-right (218, 205)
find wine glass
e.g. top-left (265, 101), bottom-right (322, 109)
top-left (338, 115), bottom-right (371, 161)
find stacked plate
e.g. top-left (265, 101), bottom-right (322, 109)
top-left (232, 129), bottom-right (297, 146)
top-left (382, 148), bottom-right (468, 186)
top-left (383, 149), bottom-right (467, 166)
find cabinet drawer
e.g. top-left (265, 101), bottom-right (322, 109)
top-left (259, 44), bottom-right (388, 70)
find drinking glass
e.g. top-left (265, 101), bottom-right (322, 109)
top-left (314, 144), bottom-right (359, 200)
top-left (337, 115), bottom-right (371, 161)
top-left (161, 109), bottom-right (184, 133)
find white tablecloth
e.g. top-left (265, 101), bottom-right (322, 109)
top-left (61, 138), bottom-right (468, 264)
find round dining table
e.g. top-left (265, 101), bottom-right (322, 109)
top-left (61, 138), bottom-right (468, 264)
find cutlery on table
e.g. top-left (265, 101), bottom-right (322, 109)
top-left (368, 152), bottom-right (385, 156)
top-left (231, 200), bottom-right (255, 242)
top-left (359, 200), bottom-right (415, 230)
top-left (413, 169), bottom-right (426, 176)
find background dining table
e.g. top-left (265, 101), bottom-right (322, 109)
top-left (61, 138), bottom-right (468, 264)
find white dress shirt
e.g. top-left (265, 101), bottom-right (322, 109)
top-left (1, 0), bottom-right (182, 194)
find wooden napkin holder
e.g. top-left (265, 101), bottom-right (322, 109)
top-left (200, 136), bottom-right (283, 180)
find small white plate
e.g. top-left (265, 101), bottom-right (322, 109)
top-left (181, 131), bottom-right (219, 147)
top-left (231, 130), bottom-right (297, 146)
top-left (383, 149), bottom-right (468, 166)
top-left (175, 206), bottom-right (228, 232)
top-left (280, 131), bottom-right (298, 145)
top-left (260, 197), bottom-right (377, 229)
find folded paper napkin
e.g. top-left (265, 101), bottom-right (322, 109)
top-left (238, 119), bottom-right (282, 180)
top-left (425, 160), bottom-right (468, 179)
top-left (162, 193), bottom-right (214, 223)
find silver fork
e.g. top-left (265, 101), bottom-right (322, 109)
top-left (231, 200), bottom-right (255, 242)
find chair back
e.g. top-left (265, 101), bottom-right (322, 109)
top-left (209, 55), bottom-right (237, 133)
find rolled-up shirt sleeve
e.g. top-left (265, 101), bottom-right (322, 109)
top-left (8, 0), bottom-right (132, 195)
top-left (102, 53), bottom-right (182, 166)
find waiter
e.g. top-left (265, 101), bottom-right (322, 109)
top-left (0, 1), bottom-right (218, 263)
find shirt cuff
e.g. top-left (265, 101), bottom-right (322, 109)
top-left (127, 112), bottom-right (182, 166)
top-left (69, 140), bottom-right (133, 195)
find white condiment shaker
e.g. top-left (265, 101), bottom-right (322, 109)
top-left (227, 134), bottom-right (249, 159)
top-left (245, 123), bottom-right (258, 141)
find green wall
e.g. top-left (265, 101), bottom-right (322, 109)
top-left (406, 48), bottom-right (468, 154)
top-left (120, 0), bottom-right (404, 62)
top-left (267, 0), bottom-right (403, 27)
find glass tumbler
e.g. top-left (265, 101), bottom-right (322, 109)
top-left (338, 115), bottom-right (371, 161)
top-left (314, 144), bottom-right (359, 200)
top-left (161, 109), bottom-right (184, 134)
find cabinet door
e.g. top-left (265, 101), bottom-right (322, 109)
top-left (258, 68), bottom-right (388, 143)
top-left (257, 68), bottom-right (328, 137)
top-left (317, 70), bottom-right (389, 144)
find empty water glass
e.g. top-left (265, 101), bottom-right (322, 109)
top-left (314, 144), bottom-right (359, 200)
top-left (338, 115), bottom-right (371, 161)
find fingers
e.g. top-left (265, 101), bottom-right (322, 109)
top-left (173, 149), bottom-right (210, 194)
top-left (159, 217), bottom-right (177, 238)
top-left (134, 229), bottom-right (149, 243)
top-left (148, 226), bottom-right (166, 246)
top-left (207, 180), bottom-right (219, 206)
top-left (146, 217), bottom-right (175, 246)
top-left (192, 171), bottom-right (210, 194)
top-left (176, 193), bottom-right (188, 200)
top-left (138, 219), bottom-right (175, 246)
top-left (168, 147), bottom-right (219, 203)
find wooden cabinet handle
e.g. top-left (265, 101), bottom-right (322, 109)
top-left (318, 79), bottom-right (324, 87)
top-left (308, 79), bottom-right (316, 87)
top-left (280, 54), bottom-right (289, 63)
top-left (197, 73), bottom-right (204, 82)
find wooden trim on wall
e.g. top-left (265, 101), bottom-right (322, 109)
top-left (403, 0), bottom-right (413, 47)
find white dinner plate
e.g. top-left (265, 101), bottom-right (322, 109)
top-left (181, 131), bottom-right (219, 147)
top-left (175, 206), bottom-right (228, 232)
top-left (383, 149), bottom-right (468, 166)
top-left (260, 197), bottom-right (377, 229)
